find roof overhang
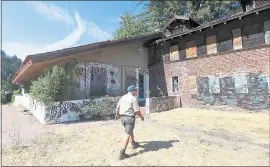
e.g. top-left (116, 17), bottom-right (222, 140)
top-left (146, 4), bottom-right (270, 47)
top-left (12, 33), bottom-right (164, 84)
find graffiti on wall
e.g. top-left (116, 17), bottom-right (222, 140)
top-left (72, 61), bottom-right (121, 98)
top-left (195, 72), bottom-right (269, 110)
top-left (45, 96), bottom-right (121, 123)
top-left (123, 66), bottom-right (137, 89)
top-left (209, 76), bottom-right (220, 94)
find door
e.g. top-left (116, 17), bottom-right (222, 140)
top-left (139, 73), bottom-right (144, 98)
top-left (90, 67), bottom-right (107, 97)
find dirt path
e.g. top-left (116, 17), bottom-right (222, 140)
top-left (2, 105), bottom-right (269, 166)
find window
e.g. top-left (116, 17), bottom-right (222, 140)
top-left (234, 75), bottom-right (248, 93)
top-left (188, 75), bottom-right (197, 94)
top-left (232, 28), bottom-right (243, 50)
top-left (169, 45), bottom-right (179, 61)
top-left (172, 76), bottom-right (179, 93)
top-left (264, 20), bottom-right (270, 44)
top-left (186, 40), bottom-right (197, 58)
top-left (206, 35), bottom-right (217, 54)
top-left (209, 76), bottom-right (220, 94)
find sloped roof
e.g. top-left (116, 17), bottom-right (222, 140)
top-left (166, 15), bottom-right (200, 29)
top-left (12, 32), bottom-right (164, 84)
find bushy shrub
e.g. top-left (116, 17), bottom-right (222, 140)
top-left (30, 65), bottom-right (77, 106)
top-left (81, 96), bottom-right (121, 120)
top-left (1, 93), bottom-right (7, 104)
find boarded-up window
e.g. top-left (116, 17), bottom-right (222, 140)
top-left (264, 20), bottom-right (270, 44)
top-left (217, 31), bottom-right (233, 52)
top-left (232, 28), bottom-right (243, 50)
top-left (206, 35), bottom-right (217, 54)
top-left (242, 23), bottom-right (264, 48)
top-left (186, 40), bottom-right (197, 58)
top-left (234, 75), bottom-right (248, 93)
top-left (188, 75), bottom-right (197, 94)
top-left (169, 45), bottom-right (179, 61)
top-left (209, 76), bottom-right (220, 94)
top-left (196, 38), bottom-right (207, 56)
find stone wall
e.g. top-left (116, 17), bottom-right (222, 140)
top-left (145, 96), bottom-right (181, 113)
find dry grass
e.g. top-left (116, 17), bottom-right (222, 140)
top-left (2, 107), bottom-right (270, 166)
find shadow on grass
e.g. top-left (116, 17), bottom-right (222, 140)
top-left (129, 140), bottom-right (179, 157)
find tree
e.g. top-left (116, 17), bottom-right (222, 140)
top-left (113, 12), bottom-right (153, 39)
top-left (1, 50), bottom-right (22, 91)
top-left (30, 65), bottom-right (77, 105)
top-left (114, 0), bottom-right (242, 39)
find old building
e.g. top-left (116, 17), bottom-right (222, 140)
top-left (147, 1), bottom-right (270, 110)
top-left (12, 33), bottom-right (163, 102)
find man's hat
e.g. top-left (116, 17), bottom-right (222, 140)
top-left (127, 85), bottom-right (138, 92)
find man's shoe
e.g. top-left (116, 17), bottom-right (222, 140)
top-left (119, 152), bottom-right (129, 160)
top-left (131, 142), bottom-right (139, 149)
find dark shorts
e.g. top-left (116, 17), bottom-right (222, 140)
top-left (120, 115), bottom-right (135, 135)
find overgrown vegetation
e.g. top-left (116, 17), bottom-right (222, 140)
top-left (80, 96), bottom-right (121, 120)
top-left (1, 50), bottom-right (22, 104)
top-left (114, 0), bottom-right (242, 39)
top-left (30, 61), bottom-right (79, 106)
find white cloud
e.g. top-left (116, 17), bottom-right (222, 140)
top-left (3, 2), bottom-right (112, 60)
top-left (3, 10), bottom-right (86, 60)
top-left (87, 22), bottom-right (112, 42)
top-left (26, 1), bottom-right (74, 26)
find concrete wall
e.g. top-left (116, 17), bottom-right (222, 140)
top-left (14, 94), bottom-right (46, 124)
top-left (75, 41), bottom-right (148, 69)
top-left (14, 94), bottom-right (120, 124)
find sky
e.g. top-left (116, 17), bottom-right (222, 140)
top-left (2, 1), bottom-right (146, 60)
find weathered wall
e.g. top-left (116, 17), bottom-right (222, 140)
top-left (14, 94), bottom-right (120, 124)
top-left (74, 41), bottom-right (148, 69)
top-left (151, 45), bottom-right (270, 110)
top-left (148, 9), bottom-right (270, 110)
top-left (70, 60), bottom-right (149, 100)
top-left (145, 96), bottom-right (181, 113)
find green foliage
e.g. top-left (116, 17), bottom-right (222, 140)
top-left (30, 65), bottom-right (78, 106)
top-left (1, 50), bottom-right (22, 92)
top-left (1, 93), bottom-right (8, 104)
top-left (114, 0), bottom-right (242, 39)
top-left (113, 12), bottom-right (153, 39)
top-left (80, 96), bottom-right (121, 120)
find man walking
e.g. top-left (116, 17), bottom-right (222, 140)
top-left (115, 85), bottom-right (144, 160)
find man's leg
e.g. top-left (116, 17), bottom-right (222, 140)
top-left (130, 132), bottom-right (139, 149)
top-left (121, 133), bottom-right (130, 153)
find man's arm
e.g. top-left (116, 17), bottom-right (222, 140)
top-left (133, 98), bottom-right (144, 121)
top-left (115, 100), bottom-right (120, 119)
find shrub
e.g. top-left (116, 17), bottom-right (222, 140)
top-left (1, 92), bottom-right (7, 104)
top-left (81, 96), bottom-right (121, 120)
top-left (30, 65), bottom-right (77, 106)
